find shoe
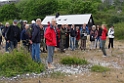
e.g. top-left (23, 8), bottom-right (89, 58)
top-left (102, 55), bottom-right (107, 57)
top-left (47, 64), bottom-right (56, 69)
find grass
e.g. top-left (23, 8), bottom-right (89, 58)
top-left (50, 72), bottom-right (65, 78)
top-left (0, 48), bottom-right (45, 77)
top-left (60, 56), bottom-right (88, 66)
top-left (91, 65), bottom-right (110, 72)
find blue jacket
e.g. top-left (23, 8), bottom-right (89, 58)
top-left (31, 24), bottom-right (41, 43)
top-left (20, 29), bottom-right (29, 41)
top-left (80, 26), bottom-right (89, 35)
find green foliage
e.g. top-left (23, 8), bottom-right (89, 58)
top-left (61, 56), bottom-right (88, 65)
top-left (114, 22), bottom-right (124, 40)
top-left (91, 65), bottom-right (110, 72)
top-left (0, 3), bottom-right (19, 21)
top-left (0, 49), bottom-right (45, 77)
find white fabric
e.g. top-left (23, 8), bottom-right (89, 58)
top-left (108, 28), bottom-right (114, 38)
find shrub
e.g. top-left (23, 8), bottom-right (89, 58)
top-left (114, 22), bottom-right (124, 40)
top-left (60, 56), bottom-right (88, 65)
top-left (91, 65), bottom-right (110, 72)
top-left (0, 49), bottom-right (45, 77)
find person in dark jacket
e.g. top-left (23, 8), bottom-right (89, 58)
top-left (80, 25), bottom-right (87, 51)
top-left (3, 22), bottom-right (10, 52)
top-left (60, 24), bottom-right (66, 52)
top-left (65, 24), bottom-right (70, 49)
top-left (70, 24), bottom-right (77, 51)
top-left (20, 24), bottom-right (30, 51)
top-left (29, 18), bottom-right (41, 63)
top-left (7, 20), bottom-right (21, 50)
top-left (40, 24), bottom-right (47, 53)
top-left (96, 25), bottom-right (102, 49)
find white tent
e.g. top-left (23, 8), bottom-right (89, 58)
top-left (42, 14), bottom-right (94, 26)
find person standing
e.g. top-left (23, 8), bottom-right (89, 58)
top-left (45, 18), bottom-right (57, 69)
top-left (80, 25), bottom-right (87, 51)
top-left (65, 24), bottom-right (70, 49)
top-left (3, 22), bottom-right (10, 53)
top-left (76, 26), bottom-right (80, 49)
top-left (60, 24), bottom-right (66, 52)
top-left (70, 24), bottom-right (77, 51)
top-left (101, 24), bottom-right (108, 57)
top-left (7, 20), bottom-right (21, 50)
top-left (96, 25), bottom-right (102, 49)
top-left (29, 18), bottom-right (41, 63)
top-left (108, 26), bottom-right (114, 49)
top-left (90, 25), bottom-right (98, 50)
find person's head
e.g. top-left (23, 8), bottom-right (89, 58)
top-left (31, 20), bottom-right (35, 24)
top-left (71, 24), bottom-right (75, 28)
top-left (39, 24), bottom-right (43, 29)
top-left (76, 26), bottom-right (79, 31)
top-left (23, 20), bottom-right (27, 25)
top-left (5, 22), bottom-right (10, 27)
top-left (101, 24), bottom-right (106, 29)
top-left (92, 25), bottom-right (96, 30)
top-left (13, 20), bottom-right (18, 26)
top-left (62, 24), bottom-right (65, 28)
top-left (111, 25), bottom-right (114, 29)
top-left (83, 23), bottom-right (86, 28)
top-left (25, 24), bottom-right (29, 30)
top-left (0, 22), bottom-right (2, 26)
top-left (36, 18), bottom-right (41, 26)
top-left (51, 18), bottom-right (56, 27)
top-left (96, 25), bottom-right (100, 30)
top-left (65, 24), bottom-right (68, 28)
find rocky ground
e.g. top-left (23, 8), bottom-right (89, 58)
top-left (0, 40), bottom-right (124, 83)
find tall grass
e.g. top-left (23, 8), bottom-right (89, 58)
top-left (0, 49), bottom-right (45, 77)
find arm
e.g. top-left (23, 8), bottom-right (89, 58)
top-left (31, 26), bottom-right (38, 42)
top-left (45, 28), bottom-right (52, 42)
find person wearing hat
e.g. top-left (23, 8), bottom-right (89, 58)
top-left (7, 20), bottom-right (21, 50)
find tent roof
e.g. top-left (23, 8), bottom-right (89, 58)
top-left (42, 14), bottom-right (92, 25)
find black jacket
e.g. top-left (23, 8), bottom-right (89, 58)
top-left (98, 28), bottom-right (102, 37)
top-left (31, 24), bottom-right (41, 43)
top-left (7, 25), bottom-right (21, 42)
top-left (70, 28), bottom-right (77, 37)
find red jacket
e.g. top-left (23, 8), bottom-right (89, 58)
top-left (45, 27), bottom-right (57, 46)
top-left (101, 27), bottom-right (108, 40)
top-left (76, 30), bottom-right (80, 40)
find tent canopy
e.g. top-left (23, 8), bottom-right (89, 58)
top-left (42, 14), bottom-right (94, 25)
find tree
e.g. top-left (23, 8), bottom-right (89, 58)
top-left (19, 0), bottom-right (58, 21)
top-left (69, 0), bottom-right (97, 14)
top-left (0, 3), bottom-right (19, 21)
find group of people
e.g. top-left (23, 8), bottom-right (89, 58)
top-left (0, 18), bottom-right (115, 69)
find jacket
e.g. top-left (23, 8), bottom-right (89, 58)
top-left (3, 26), bottom-right (9, 40)
top-left (70, 28), bottom-right (77, 37)
top-left (60, 28), bottom-right (66, 39)
top-left (80, 28), bottom-right (87, 40)
top-left (101, 27), bottom-right (108, 40)
top-left (98, 28), bottom-right (102, 37)
top-left (76, 30), bottom-right (80, 40)
top-left (108, 28), bottom-right (114, 38)
top-left (31, 24), bottom-right (41, 43)
top-left (45, 26), bottom-right (57, 46)
top-left (7, 25), bottom-right (21, 42)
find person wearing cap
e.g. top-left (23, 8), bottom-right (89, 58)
top-left (21, 20), bottom-right (27, 31)
top-left (7, 20), bottom-right (21, 50)
top-left (29, 18), bottom-right (42, 63)
top-left (3, 22), bottom-right (10, 52)
top-left (90, 25), bottom-right (98, 50)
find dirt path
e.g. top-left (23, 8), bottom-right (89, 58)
top-left (1, 40), bottom-right (124, 83)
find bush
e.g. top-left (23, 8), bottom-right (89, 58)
top-left (114, 22), bottom-right (124, 40)
top-left (91, 65), bottom-right (110, 72)
top-left (60, 56), bottom-right (88, 65)
top-left (0, 49), bottom-right (45, 77)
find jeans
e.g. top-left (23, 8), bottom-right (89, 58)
top-left (70, 37), bottom-right (76, 50)
top-left (101, 40), bottom-right (107, 56)
top-left (47, 45), bottom-right (55, 63)
top-left (5, 41), bottom-right (13, 52)
top-left (13, 39), bottom-right (18, 48)
top-left (32, 43), bottom-right (41, 63)
top-left (108, 38), bottom-right (114, 49)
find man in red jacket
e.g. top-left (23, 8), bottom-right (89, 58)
top-left (101, 24), bottom-right (108, 57)
top-left (45, 18), bottom-right (57, 69)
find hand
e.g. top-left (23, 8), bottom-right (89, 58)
top-left (7, 40), bottom-right (9, 43)
top-left (29, 40), bottom-right (33, 44)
